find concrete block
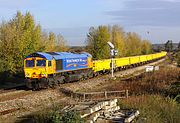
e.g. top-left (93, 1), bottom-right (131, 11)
top-left (125, 110), bottom-right (140, 123)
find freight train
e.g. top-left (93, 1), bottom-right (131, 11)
top-left (24, 51), bottom-right (167, 89)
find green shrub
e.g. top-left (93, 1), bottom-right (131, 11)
top-left (33, 109), bottom-right (84, 123)
top-left (60, 111), bottom-right (84, 123)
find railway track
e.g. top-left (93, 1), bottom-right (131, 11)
top-left (0, 58), bottom-right (166, 99)
top-left (0, 87), bottom-right (63, 116)
top-left (0, 108), bottom-right (20, 116)
top-left (0, 58), bottom-right (166, 118)
top-left (0, 90), bottom-right (32, 102)
top-left (0, 85), bottom-right (30, 102)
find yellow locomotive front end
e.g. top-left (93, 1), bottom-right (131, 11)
top-left (24, 57), bottom-right (48, 79)
top-left (24, 52), bottom-right (56, 89)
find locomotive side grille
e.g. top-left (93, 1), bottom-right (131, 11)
top-left (56, 60), bottom-right (63, 70)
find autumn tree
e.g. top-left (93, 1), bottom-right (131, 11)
top-left (86, 25), bottom-right (152, 59)
top-left (0, 11), bottom-right (44, 75)
top-left (111, 25), bottom-right (126, 57)
top-left (46, 32), bottom-right (56, 52)
top-left (86, 26), bottom-right (110, 59)
top-left (125, 32), bottom-right (142, 56)
top-left (0, 11), bottom-right (68, 78)
top-left (141, 40), bottom-right (152, 54)
top-left (55, 34), bottom-right (68, 52)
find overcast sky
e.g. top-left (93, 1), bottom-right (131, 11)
top-left (0, 0), bottom-right (180, 46)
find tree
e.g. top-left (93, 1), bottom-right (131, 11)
top-left (86, 25), bottom-right (152, 59)
top-left (125, 32), bottom-right (142, 56)
top-left (0, 11), bottom-right (68, 78)
top-left (141, 40), bottom-right (152, 55)
top-left (46, 32), bottom-right (56, 52)
top-left (176, 51), bottom-right (180, 67)
top-left (177, 42), bottom-right (180, 51)
top-left (86, 26), bottom-right (110, 59)
top-left (55, 34), bottom-right (68, 52)
top-left (165, 40), bottom-right (173, 52)
top-left (111, 25), bottom-right (126, 57)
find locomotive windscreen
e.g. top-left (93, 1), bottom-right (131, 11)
top-left (56, 60), bottom-right (63, 70)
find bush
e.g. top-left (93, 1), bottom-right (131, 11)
top-left (33, 109), bottom-right (84, 123)
top-left (176, 51), bottom-right (180, 67)
top-left (119, 95), bottom-right (180, 123)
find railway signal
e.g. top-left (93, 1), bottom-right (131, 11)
top-left (107, 42), bottom-right (118, 78)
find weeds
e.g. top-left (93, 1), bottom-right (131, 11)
top-left (104, 67), bottom-right (180, 96)
top-left (118, 95), bottom-right (180, 123)
top-left (31, 107), bottom-right (83, 123)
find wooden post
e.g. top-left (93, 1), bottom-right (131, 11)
top-left (71, 93), bottom-right (73, 98)
top-left (126, 90), bottom-right (129, 98)
top-left (75, 93), bottom-right (77, 100)
top-left (83, 93), bottom-right (86, 101)
top-left (105, 91), bottom-right (107, 99)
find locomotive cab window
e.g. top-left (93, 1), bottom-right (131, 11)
top-left (36, 60), bottom-right (46, 67)
top-left (48, 61), bottom-right (52, 66)
top-left (26, 60), bottom-right (35, 67)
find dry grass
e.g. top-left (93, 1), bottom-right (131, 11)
top-left (118, 95), bottom-right (180, 123)
top-left (103, 67), bottom-right (180, 95)
top-left (113, 67), bottom-right (180, 123)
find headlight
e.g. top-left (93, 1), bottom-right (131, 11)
top-left (25, 73), bottom-right (30, 77)
top-left (41, 74), bottom-right (46, 77)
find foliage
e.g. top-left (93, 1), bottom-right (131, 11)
top-left (86, 26), bottom-right (110, 60)
top-left (0, 11), bottom-right (68, 78)
top-left (55, 34), bottom-right (69, 52)
top-left (118, 95), bottom-right (180, 123)
top-left (167, 82), bottom-right (180, 102)
top-left (33, 109), bottom-right (83, 123)
top-left (102, 67), bottom-right (180, 95)
top-left (86, 25), bottom-right (152, 59)
top-left (178, 42), bottom-right (180, 50)
top-left (111, 25), bottom-right (126, 57)
top-left (141, 40), bottom-right (152, 55)
top-left (60, 110), bottom-right (83, 123)
top-left (165, 40), bottom-right (173, 52)
top-left (176, 51), bottom-right (180, 67)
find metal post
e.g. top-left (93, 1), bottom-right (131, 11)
top-left (111, 58), bottom-right (114, 78)
top-left (107, 41), bottom-right (117, 78)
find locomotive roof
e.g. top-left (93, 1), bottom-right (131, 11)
top-left (25, 52), bottom-right (92, 60)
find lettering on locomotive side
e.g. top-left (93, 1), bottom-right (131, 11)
top-left (66, 58), bottom-right (87, 63)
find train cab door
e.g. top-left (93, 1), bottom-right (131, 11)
top-left (47, 59), bottom-right (55, 74)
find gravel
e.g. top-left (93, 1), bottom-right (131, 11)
top-left (0, 58), bottom-right (166, 122)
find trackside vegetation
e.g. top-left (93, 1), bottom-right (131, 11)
top-left (176, 51), bottom-right (180, 67)
top-left (0, 11), bottom-right (68, 80)
top-left (119, 95), bottom-right (180, 123)
top-left (86, 25), bottom-right (152, 59)
top-left (32, 109), bottom-right (83, 123)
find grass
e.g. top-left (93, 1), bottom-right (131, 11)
top-left (31, 108), bottom-right (83, 123)
top-left (14, 98), bottom-right (84, 123)
top-left (115, 67), bottom-right (180, 123)
top-left (118, 95), bottom-right (180, 123)
top-left (103, 67), bottom-right (180, 95)
top-left (83, 66), bottom-right (180, 123)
